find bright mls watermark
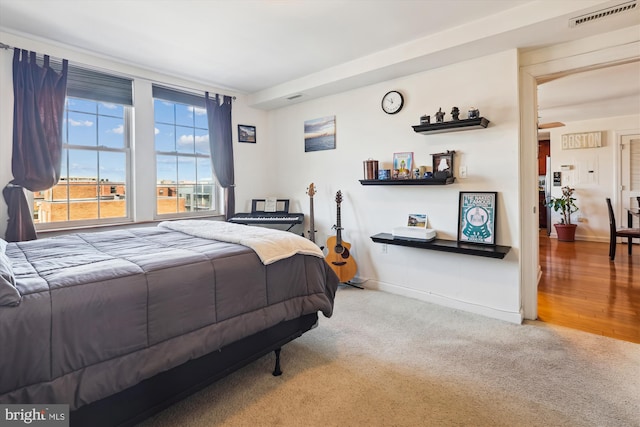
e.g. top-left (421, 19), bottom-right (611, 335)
top-left (0, 405), bottom-right (68, 427)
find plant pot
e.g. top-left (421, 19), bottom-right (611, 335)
top-left (554, 223), bottom-right (577, 242)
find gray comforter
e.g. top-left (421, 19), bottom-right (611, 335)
top-left (0, 226), bottom-right (338, 409)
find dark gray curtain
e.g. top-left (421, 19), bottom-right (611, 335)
top-left (205, 93), bottom-right (235, 220)
top-left (3, 49), bottom-right (68, 242)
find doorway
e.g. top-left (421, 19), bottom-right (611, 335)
top-left (620, 133), bottom-right (640, 221)
top-left (537, 138), bottom-right (550, 233)
top-left (534, 61), bottom-right (640, 340)
top-left (519, 35), bottom-right (640, 324)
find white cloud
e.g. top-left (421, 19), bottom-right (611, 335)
top-left (178, 135), bottom-right (194, 145)
top-left (68, 118), bottom-right (93, 127)
top-left (195, 135), bottom-right (209, 144)
top-left (178, 134), bottom-right (209, 145)
top-left (155, 128), bottom-right (160, 135)
top-left (188, 106), bottom-right (207, 116)
top-left (110, 124), bottom-right (124, 134)
top-left (100, 103), bottom-right (117, 109)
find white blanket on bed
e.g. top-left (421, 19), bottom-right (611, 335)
top-left (158, 220), bottom-right (324, 265)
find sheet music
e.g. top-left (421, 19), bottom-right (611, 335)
top-left (264, 197), bottom-right (277, 212)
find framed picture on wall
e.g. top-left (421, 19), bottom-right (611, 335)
top-left (457, 191), bottom-right (498, 246)
top-left (238, 125), bottom-right (256, 143)
top-left (304, 116), bottom-right (336, 152)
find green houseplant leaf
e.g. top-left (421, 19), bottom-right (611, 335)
top-left (546, 186), bottom-right (579, 225)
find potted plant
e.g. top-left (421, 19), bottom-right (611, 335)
top-left (546, 186), bottom-right (579, 241)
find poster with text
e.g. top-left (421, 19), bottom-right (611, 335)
top-left (457, 192), bottom-right (497, 245)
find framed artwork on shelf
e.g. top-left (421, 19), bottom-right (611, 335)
top-left (407, 214), bottom-right (427, 228)
top-left (432, 150), bottom-right (455, 179)
top-left (393, 152), bottom-right (413, 179)
top-left (238, 125), bottom-right (256, 143)
top-left (457, 191), bottom-right (498, 246)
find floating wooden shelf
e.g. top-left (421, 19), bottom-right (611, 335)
top-left (412, 117), bottom-right (490, 134)
top-left (359, 177), bottom-right (455, 186)
top-left (370, 232), bottom-right (510, 259)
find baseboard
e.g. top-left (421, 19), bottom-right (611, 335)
top-left (548, 232), bottom-right (609, 243)
top-left (364, 280), bottom-right (523, 324)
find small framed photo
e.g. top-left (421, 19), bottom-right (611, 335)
top-left (393, 152), bottom-right (413, 179)
top-left (457, 191), bottom-right (497, 246)
top-left (238, 124), bottom-right (256, 143)
top-left (432, 150), bottom-right (455, 179)
top-left (407, 214), bottom-right (427, 228)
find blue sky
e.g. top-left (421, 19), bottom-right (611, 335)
top-left (62, 98), bottom-right (213, 185)
top-left (63, 98), bottom-right (126, 182)
top-left (154, 99), bottom-right (212, 184)
top-left (304, 115), bottom-right (335, 138)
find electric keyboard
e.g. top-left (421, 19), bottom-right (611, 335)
top-left (228, 212), bottom-right (304, 226)
top-left (228, 199), bottom-right (303, 231)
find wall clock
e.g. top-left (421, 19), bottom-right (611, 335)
top-left (381, 90), bottom-right (404, 115)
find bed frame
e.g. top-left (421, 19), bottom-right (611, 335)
top-left (70, 313), bottom-right (319, 427)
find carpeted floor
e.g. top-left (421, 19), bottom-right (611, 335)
top-left (138, 287), bottom-right (640, 427)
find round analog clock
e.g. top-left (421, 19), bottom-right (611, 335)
top-left (381, 90), bottom-right (404, 114)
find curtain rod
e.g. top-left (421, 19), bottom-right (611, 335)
top-left (0, 41), bottom-right (236, 101)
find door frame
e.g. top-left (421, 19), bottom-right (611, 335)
top-left (617, 131), bottom-right (640, 230)
top-left (518, 29), bottom-right (640, 320)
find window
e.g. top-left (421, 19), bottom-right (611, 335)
top-left (153, 86), bottom-right (218, 217)
top-left (34, 65), bottom-right (133, 227)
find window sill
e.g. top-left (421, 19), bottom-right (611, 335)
top-left (36, 214), bottom-right (225, 237)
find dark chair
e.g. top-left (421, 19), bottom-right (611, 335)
top-left (606, 198), bottom-right (640, 260)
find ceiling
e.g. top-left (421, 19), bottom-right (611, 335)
top-left (537, 60), bottom-right (640, 124)
top-left (0, 0), bottom-right (639, 114)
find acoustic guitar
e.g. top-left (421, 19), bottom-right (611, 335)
top-left (325, 190), bottom-right (357, 283)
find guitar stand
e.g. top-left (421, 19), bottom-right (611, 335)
top-left (341, 281), bottom-right (364, 289)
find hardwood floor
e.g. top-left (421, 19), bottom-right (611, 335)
top-left (538, 232), bottom-right (640, 344)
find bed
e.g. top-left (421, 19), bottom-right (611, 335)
top-left (0, 220), bottom-right (339, 426)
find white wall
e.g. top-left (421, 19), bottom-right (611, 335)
top-left (0, 31), bottom-right (272, 236)
top-left (268, 50), bottom-right (523, 323)
top-left (0, 33), bottom-right (524, 323)
top-left (548, 114), bottom-right (640, 242)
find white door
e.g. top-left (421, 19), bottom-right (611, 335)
top-left (620, 133), bottom-right (640, 228)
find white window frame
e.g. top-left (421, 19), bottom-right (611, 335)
top-left (152, 86), bottom-right (220, 219)
top-left (23, 62), bottom-right (225, 233)
top-left (35, 97), bottom-right (133, 230)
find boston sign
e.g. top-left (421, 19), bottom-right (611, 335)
top-left (561, 131), bottom-right (603, 150)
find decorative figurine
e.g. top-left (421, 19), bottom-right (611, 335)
top-left (437, 158), bottom-right (450, 172)
top-left (420, 114), bottom-right (430, 125)
top-left (435, 108), bottom-right (445, 123)
top-left (468, 108), bottom-right (480, 119)
top-left (451, 106), bottom-right (460, 121)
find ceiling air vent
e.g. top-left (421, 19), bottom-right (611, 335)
top-left (569, 1), bottom-right (637, 27)
top-left (286, 94), bottom-right (303, 100)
